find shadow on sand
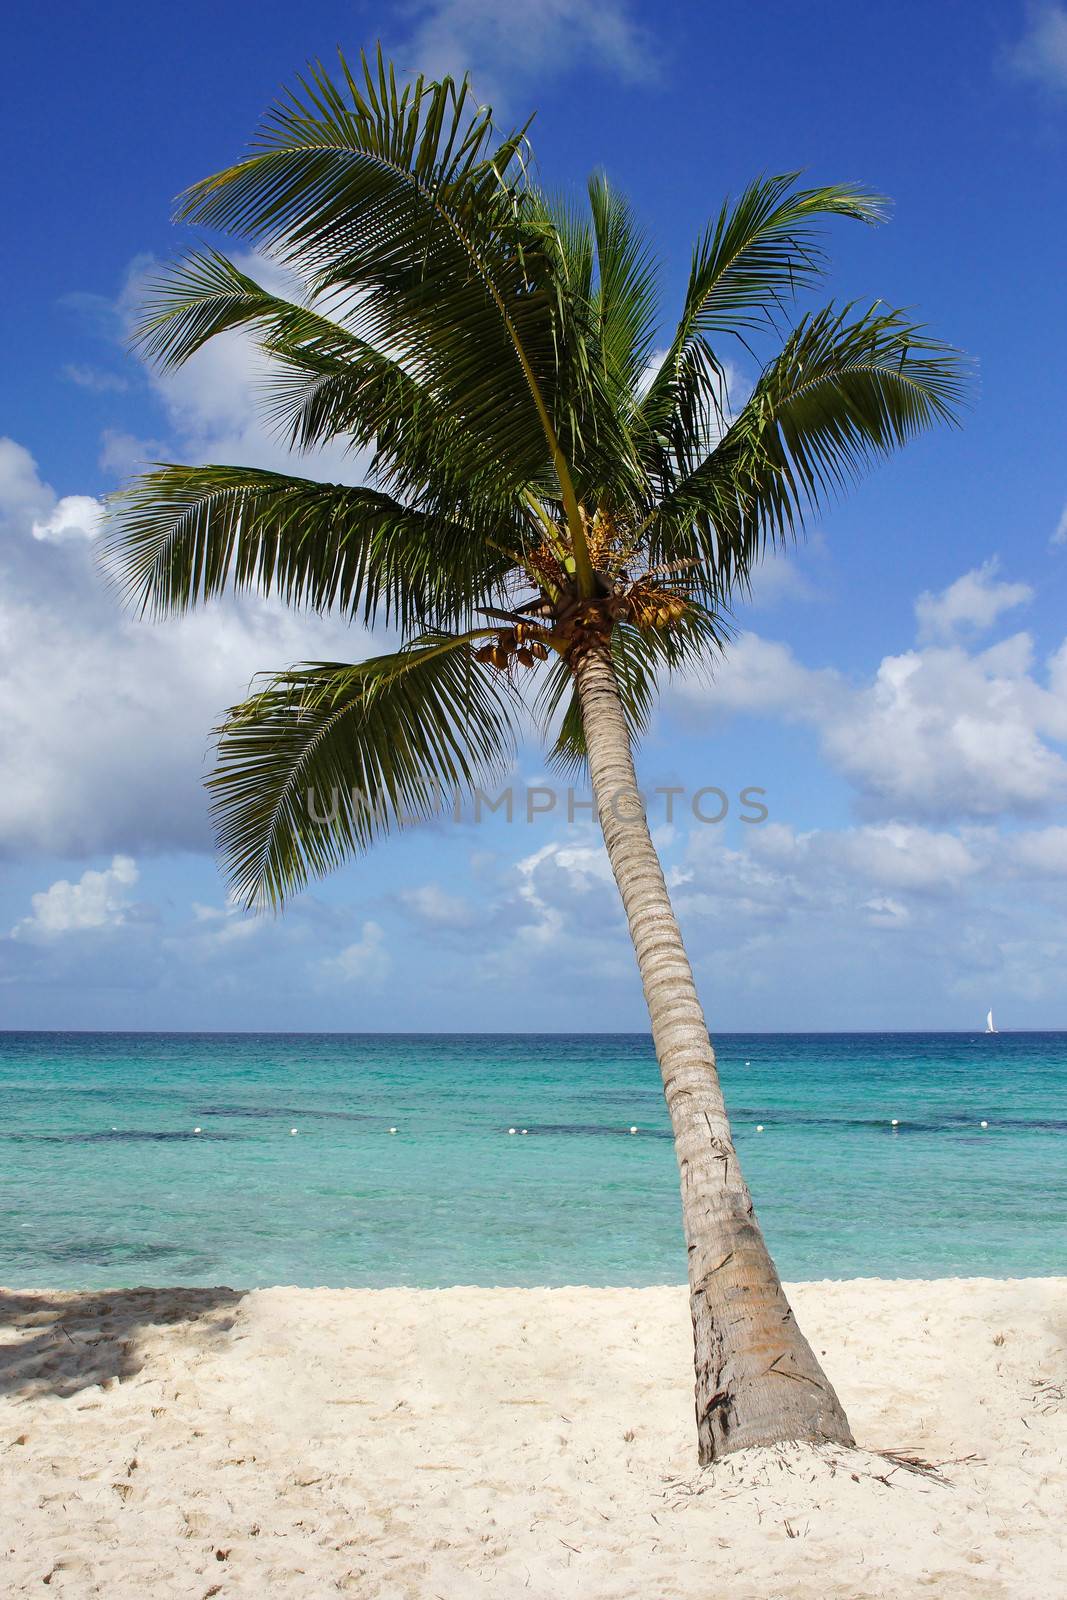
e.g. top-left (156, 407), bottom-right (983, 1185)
top-left (0, 1286), bottom-right (245, 1401)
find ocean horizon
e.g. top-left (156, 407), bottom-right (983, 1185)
top-left (3, 1029), bottom-right (1065, 1289)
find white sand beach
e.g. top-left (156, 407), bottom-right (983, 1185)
top-left (1, 1278), bottom-right (1064, 1598)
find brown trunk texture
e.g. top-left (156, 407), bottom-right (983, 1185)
top-left (574, 645), bottom-right (853, 1462)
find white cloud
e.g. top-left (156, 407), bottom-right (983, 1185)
top-left (0, 245), bottom-right (391, 864)
top-left (673, 819), bottom-right (979, 929)
top-left (914, 559), bottom-right (1032, 641)
top-left (187, 900), bottom-right (263, 948)
top-left (822, 636), bottom-right (1067, 819)
top-left (663, 816), bottom-right (1067, 1018)
top-left (825, 822), bottom-right (981, 891)
top-left (0, 437), bottom-right (107, 588)
top-left (398, 883), bottom-right (477, 928)
top-left (861, 895), bottom-right (910, 928)
top-left (0, 437), bottom-right (54, 530)
top-left (320, 921), bottom-right (392, 986)
top-left (63, 363), bottom-right (129, 394)
top-left (674, 631), bottom-right (842, 721)
top-left (31, 494), bottom-right (105, 544)
top-left (1009, 2), bottom-right (1067, 94)
top-left (0, 438), bottom-right (365, 858)
top-left (12, 855), bottom-right (139, 940)
top-left (1051, 502), bottom-right (1067, 546)
top-left (672, 581), bottom-right (1067, 823)
top-left (507, 835), bottom-right (634, 965)
top-left (1010, 824), bottom-right (1067, 875)
top-left (393, 0), bottom-right (657, 106)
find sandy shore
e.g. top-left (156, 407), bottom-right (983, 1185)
top-left (1, 1278), bottom-right (1064, 1598)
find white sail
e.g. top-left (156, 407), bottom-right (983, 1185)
top-left (985, 1009), bottom-right (997, 1033)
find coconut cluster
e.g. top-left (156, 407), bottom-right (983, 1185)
top-left (474, 509), bottom-right (691, 671)
top-left (474, 621), bottom-right (550, 671)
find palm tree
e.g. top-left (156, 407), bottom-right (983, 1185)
top-left (105, 51), bottom-right (965, 1462)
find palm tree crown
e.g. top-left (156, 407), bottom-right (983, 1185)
top-left (105, 50), bottom-right (965, 909)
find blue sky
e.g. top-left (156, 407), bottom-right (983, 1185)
top-left (2, 0), bottom-right (1067, 1031)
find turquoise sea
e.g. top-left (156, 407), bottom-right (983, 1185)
top-left (2, 1031), bottom-right (1064, 1289)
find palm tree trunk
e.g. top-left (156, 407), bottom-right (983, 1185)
top-left (574, 644), bottom-right (853, 1463)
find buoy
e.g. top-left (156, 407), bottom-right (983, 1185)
top-left (521, 1128), bottom-right (528, 1135)
top-left (193, 1127), bottom-right (201, 1135)
top-left (629, 1125), bottom-right (638, 1134)
top-left (290, 1128), bottom-right (298, 1135)
top-left (980, 1120), bottom-right (989, 1129)
top-left (756, 1124), bottom-right (764, 1133)
top-left (508, 1127), bottom-right (516, 1135)
top-left (745, 1060), bottom-right (751, 1066)
top-left (891, 1119), bottom-right (899, 1127)
top-left (389, 1127), bottom-right (398, 1134)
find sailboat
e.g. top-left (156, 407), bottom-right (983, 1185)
top-left (985, 1009), bottom-right (998, 1034)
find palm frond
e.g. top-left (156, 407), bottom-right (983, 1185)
top-left (210, 633), bottom-right (519, 906)
top-left (134, 251), bottom-right (537, 511)
top-left (519, 185), bottom-right (649, 508)
top-left (588, 172), bottom-right (660, 398)
top-left (174, 49), bottom-right (563, 492)
top-left (649, 303), bottom-right (968, 595)
top-left (112, 53), bottom-right (968, 912)
top-left (640, 175), bottom-right (885, 438)
top-left (134, 249), bottom-right (336, 368)
top-left (102, 464), bottom-right (508, 627)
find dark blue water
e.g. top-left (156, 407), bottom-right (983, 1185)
top-left (2, 1031), bottom-right (1064, 1287)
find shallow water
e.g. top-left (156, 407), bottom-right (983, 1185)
top-left (2, 1031), bottom-right (1064, 1287)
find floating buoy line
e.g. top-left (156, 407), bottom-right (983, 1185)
top-left (170, 1115), bottom-right (997, 1139)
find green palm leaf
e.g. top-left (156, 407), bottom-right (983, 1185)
top-left (134, 251), bottom-right (541, 511)
top-left (650, 303), bottom-right (967, 594)
top-left (175, 50), bottom-right (562, 492)
top-left (210, 633), bottom-right (519, 907)
top-left (588, 172), bottom-right (660, 399)
top-left (103, 464), bottom-right (508, 626)
top-left (640, 174), bottom-right (886, 440)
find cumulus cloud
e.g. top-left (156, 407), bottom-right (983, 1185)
top-left (674, 632), bottom-right (842, 722)
top-left (392, 0), bottom-right (657, 106)
top-left (861, 895), bottom-right (911, 928)
top-left (1009, 824), bottom-right (1067, 875)
top-left (482, 834), bottom-right (638, 990)
top-left (320, 921), bottom-right (392, 987)
top-left (398, 883), bottom-right (478, 928)
top-left (662, 815), bottom-right (1067, 1018)
top-left (821, 821), bottom-right (982, 891)
top-left (12, 855), bottom-right (139, 940)
top-left (914, 560), bottom-right (1032, 641)
top-left (0, 246), bottom-right (388, 863)
top-left (671, 819), bottom-right (980, 931)
top-left (823, 636), bottom-right (1067, 819)
top-left (379, 810), bottom-right (1067, 1024)
top-left (1009, 2), bottom-right (1067, 94)
top-left (186, 901), bottom-right (263, 950)
top-left (0, 438), bottom-right (365, 858)
top-left (672, 580), bottom-right (1067, 823)
top-left (0, 437), bottom-right (54, 531)
top-left (31, 494), bottom-right (105, 544)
